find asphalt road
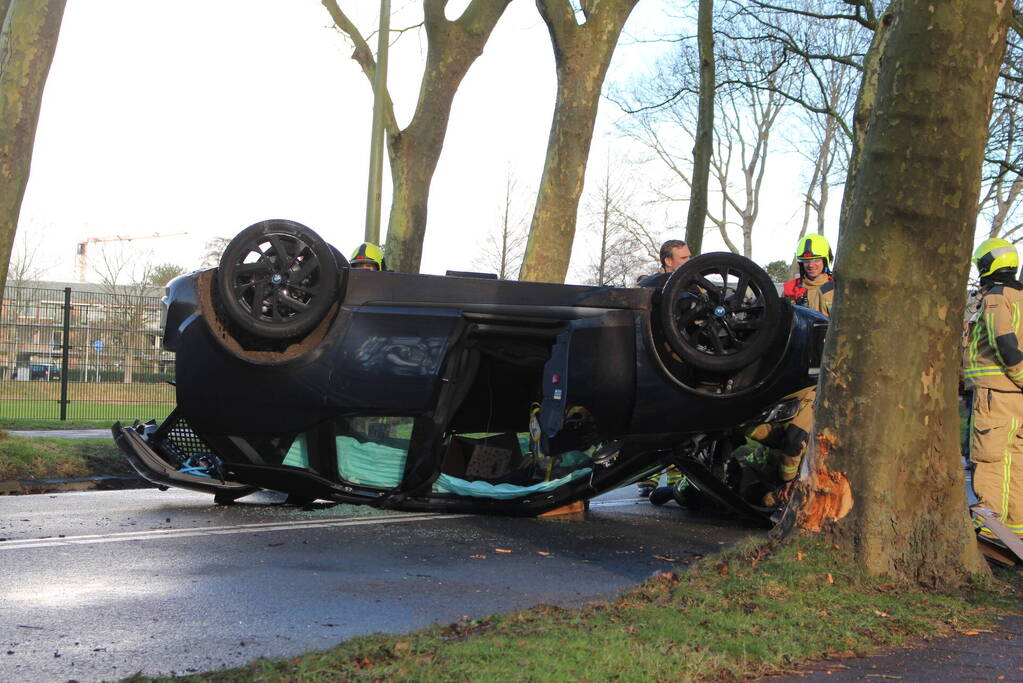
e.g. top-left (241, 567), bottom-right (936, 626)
top-left (0, 485), bottom-right (758, 682)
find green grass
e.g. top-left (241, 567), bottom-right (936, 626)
top-left (0, 434), bottom-right (130, 480)
top-left (0, 418), bottom-right (118, 430)
top-left (129, 537), bottom-right (1022, 683)
top-left (0, 380), bottom-right (173, 423)
top-left (0, 401), bottom-right (171, 423)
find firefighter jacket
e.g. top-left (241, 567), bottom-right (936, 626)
top-left (783, 273), bottom-right (834, 316)
top-left (963, 283), bottom-right (1023, 391)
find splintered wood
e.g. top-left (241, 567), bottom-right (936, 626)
top-left (798, 432), bottom-right (853, 532)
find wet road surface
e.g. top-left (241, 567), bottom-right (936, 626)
top-left (0, 486), bottom-right (758, 682)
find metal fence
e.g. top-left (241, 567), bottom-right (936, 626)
top-left (0, 284), bottom-right (175, 423)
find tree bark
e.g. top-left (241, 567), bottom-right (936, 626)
top-left (685, 0), bottom-right (714, 256)
top-left (781, 0), bottom-right (1012, 585)
top-left (518, 0), bottom-right (639, 283)
top-left (324, 0), bottom-right (512, 273)
top-left (837, 4), bottom-right (894, 229)
top-left (0, 0), bottom-right (66, 302)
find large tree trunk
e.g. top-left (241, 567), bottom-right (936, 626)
top-left (684, 0), bottom-right (714, 257)
top-left (0, 0), bottom-right (66, 302)
top-left (780, 0), bottom-right (1012, 586)
top-left (519, 0), bottom-right (639, 283)
top-left (385, 1), bottom-right (511, 273)
top-left (324, 0), bottom-right (511, 274)
top-left (837, 5), bottom-right (894, 230)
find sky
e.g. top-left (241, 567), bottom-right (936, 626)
top-left (17, 0), bottom-right (830, 284)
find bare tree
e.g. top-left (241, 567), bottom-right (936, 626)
top-left (323, 0), bottom-right (513, 274)
top-left (617, 18), bottom-right (792, 259)
top-left (200, 236), bottom-right (230, 268)
top-left (707, 73), bottom-right (787, 257)
top-left (782, 19), bottom-right (859, 273)
top-left (0, 0), bottom-right (67, 301)
top-left (727, 0), bottom-right (1023, 242)
top-left (583, 160), bottom-right (651, 287)
top-left (475, 170), bottom-right (528, 280)
top-left (979, 32), bottom-right (1023, 242)
top-left (93, 246), bottom-right (161, 384)
top-left (8, 229), bottom-right (51, 285)
top-left (519, 0), bottom-right (641, 283)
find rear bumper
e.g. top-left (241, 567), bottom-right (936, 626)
top-left (112, 422), bottom-right (255, 496)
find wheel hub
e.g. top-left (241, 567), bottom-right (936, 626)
top-left (271, 273), bottom-right (283, 285)
top-left (713, 305), bottom-right (727, 318)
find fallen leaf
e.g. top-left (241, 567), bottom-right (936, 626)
top-left (495, 548), bottom-right (512, 553)
top-left (963, 631), bottom-right (980, 636)
top-left (873, 610), bottom-right (890, 618)
top-left (719, 565), bottom-right (729, 575)
top-left (469, 554), bottom-right (487, 559)
top-left (653, 554), bottom-right (682, 562)
top-left (537, 551), bottom-right (551, 556)
top-left (394, 642), bottom-right (411, 652)
top-left (796, 551), bottom-right (806, 561)
top-left (827, 573), bottom-right (834, 584)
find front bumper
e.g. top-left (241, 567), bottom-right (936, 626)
top-left (112, 421), bottom-right (256, 497)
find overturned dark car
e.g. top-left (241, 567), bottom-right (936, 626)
top-left (113, 219), bottom-right (827, 521)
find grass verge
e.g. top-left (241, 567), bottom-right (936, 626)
top-left (0, 433), bottom-right (131, 480)
top-left (0, 418), bottom-right (114, 430)
top-left (0, 402), bottom-right (172, 423)
top-left (133, 537), bottom-right (1022, 682)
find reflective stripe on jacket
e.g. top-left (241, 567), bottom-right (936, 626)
top-left (963, 284), bottom-right (1023, 391)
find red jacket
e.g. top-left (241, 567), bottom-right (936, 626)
top-left (783, 274), bottom-right (835, 316)
top-left (782, 278), bottom-right (807, 301)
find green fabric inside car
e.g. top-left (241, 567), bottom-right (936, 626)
top-left (281, 435), bottom-right (408, 489)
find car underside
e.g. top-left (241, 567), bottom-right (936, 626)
top-left (114, 220), bottom-right (827, 522)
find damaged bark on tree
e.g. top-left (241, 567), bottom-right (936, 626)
top-left (778, 0), bottom-right (1012, 585)
top-left (519, 0), bottom-right (639, 284)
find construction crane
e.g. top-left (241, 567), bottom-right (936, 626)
top-left (75, 232), bottom-right (188, 282)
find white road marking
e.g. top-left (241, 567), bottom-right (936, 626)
top-left (0, 512), bottom-right (470, 551)
top-left (0, 496), bottom-right (642, 551)
top-left (589, 499), bottom-right (642, 509)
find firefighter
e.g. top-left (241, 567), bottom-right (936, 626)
top-left (963, 237), bottom-right (1023, 540)
top-left (351, 242), bottom-right (387, 271)
top-left (783, 233), bottom-right (835, 315)
top-left (755, 234), bottom-right (837, 506)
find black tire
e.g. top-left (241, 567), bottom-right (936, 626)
top-left (660, 252), bottom-right (782, 372)
top-left (216, 220), bottom-right (346, 340)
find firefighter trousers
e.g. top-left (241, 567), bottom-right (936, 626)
top-left (970, 387), bottom-right (1023, 537)
top-left (748, 386), bottom-right (815, 482)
